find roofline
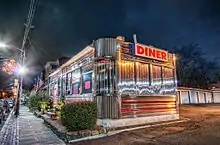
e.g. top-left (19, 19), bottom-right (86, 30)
top-left (48, 45), bottom-right (94, 77)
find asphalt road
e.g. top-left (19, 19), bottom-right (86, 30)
top-left (70, 105), bottom-right (220, 145)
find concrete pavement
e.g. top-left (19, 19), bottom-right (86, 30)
top-left (19, 106), bottom-right (66, 145)
top-left (0, 107), bottom-right (19, 145)
top-left (0, 106), bottom-right (66, 145)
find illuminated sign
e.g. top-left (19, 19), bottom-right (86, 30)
top-left (85, 81), bottom-right (91, 89)
top-left (133, 43), bottom-right (168, 61)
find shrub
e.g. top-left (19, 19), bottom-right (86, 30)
top-left (55, 100), bottom-right (65, 119)
top-left (28, 90), bottom-right (51, 112)
top-left (28, 94), bottom-right (42, 111)
top-left (46, 99), bottom-right (53, 110)
top-left (40, 101), bottom-right (48, 114)
top-left (61, 102), bottom-right (98, 131)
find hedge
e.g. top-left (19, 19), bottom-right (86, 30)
top-left (55, 100), bottom-right (65, 119)
top-left (28, 90), bottom-right (52, 112)
top-left (60, 102), bottom-right (97, 131)
top-left (28, 94), bottom-right (42, 111)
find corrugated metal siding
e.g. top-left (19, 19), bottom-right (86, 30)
top-left (95, 95), bottom-right (120, 119)
top-left (94, 38), bottom-right (118, 57)
top-left (121, 95), bottom-right (177, 118)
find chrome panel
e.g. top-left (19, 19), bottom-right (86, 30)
top-left (121, 95), bottom-right (177, 118)
top-left (95, 95), bottom-right (120, 119)
top-left (94, 38), bottom-right (118, 57)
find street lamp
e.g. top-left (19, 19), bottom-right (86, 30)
top-left (0, 42), bottom-right (25, 117)
top-left (0, 43), bottom-right (7, 48)
top-left (0, 42), bottom-right (24, 53)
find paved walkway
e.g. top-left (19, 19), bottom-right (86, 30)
top-left (0, 106), bottom-right (66, 145)
top-left (0, 107), bottom-right (19, 145)
top-left (19, 106), bottom-right (66, 145)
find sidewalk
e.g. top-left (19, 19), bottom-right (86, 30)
top-left (0, 108), bottom-right (19, 145)
top-left (19, 106), bottom-right (66, 145)
top-left (0, 106), bottom-right (66, 145)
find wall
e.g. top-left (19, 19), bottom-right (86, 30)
top-left (178, 87), bottom-right (220, 104)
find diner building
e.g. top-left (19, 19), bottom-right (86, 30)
top-left (47, 36), bottom-right (179, 127)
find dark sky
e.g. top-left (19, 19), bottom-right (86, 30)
top-left (0, 0), bottom-right (220, 88)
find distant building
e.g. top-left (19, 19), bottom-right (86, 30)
top-left (44, 57), bottom-right (70, 78)
top-left (35, 56), bottom-right (70, 92)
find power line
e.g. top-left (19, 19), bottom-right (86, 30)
top-left (15, 0), bottom-right (38, 116)
top-left (20, 0), bottom-right (38, 62)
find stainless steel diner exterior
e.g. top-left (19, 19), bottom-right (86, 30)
top-left (47, 36), bottom-right (179, 128)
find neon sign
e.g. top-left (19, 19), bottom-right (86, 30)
top-left (133, 43), bottom-right (168, 61)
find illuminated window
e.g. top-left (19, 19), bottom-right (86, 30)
top-left (96, 60), bottom-right (115, 94)
top-left (136, 62), bottom-right (149, 85)
top-left (62, 75), bottom-right (66, 96)
top-left (152, 65), bottom-right (162, 86)
top-left (82, 71), bottom-right (93, 94)
top-left (120, 60), bottom-right (135, 82)
top-left (72, 69), bottom-right (81, 94)
top-left (163, 67), bottom-right (174, 85)
top-left (58, 78), bottom-right (61, 97)
top-left (66, 72), bottom-right (72, 95)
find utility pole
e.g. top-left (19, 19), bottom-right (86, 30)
top-left (14, 0), bottom-right (38, 116)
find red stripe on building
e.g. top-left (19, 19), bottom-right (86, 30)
top-left (65, 100), bottom-right (89, 103)
top-left (121, 101), bottom-right (176, 105)
top-left (121, 107), bottom-right (176, 113)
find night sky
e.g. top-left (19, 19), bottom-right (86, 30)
top-left (0, 0), bottom-right (220, 88)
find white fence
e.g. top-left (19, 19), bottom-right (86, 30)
top-left (178, 87), bottom-right (220, 104)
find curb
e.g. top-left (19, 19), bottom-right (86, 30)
top-left (108, 118), bottom-right (190, 136)
top-left (68, 118), bottom-right (190, 143)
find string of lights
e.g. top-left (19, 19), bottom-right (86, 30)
top-left (2, 59), bottom-right (19, 75)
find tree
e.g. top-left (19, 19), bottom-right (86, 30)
top-left (172, 44), bottom-right (219, 89)
top-left (215, 69), bottom-right (220, 82)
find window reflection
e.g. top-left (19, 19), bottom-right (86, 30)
top-left (152, 65), bottom-right (162, 86)
top-left (136, 62), bottom-right (149, 85)
top-left (72, 69), bottom-right (80, 94)
top-left (66, 73), bottom-right (72, 95)
top-left (120, 60), bottom-right (134, 83)
top-left (82, 70), bottom-right (93, 94)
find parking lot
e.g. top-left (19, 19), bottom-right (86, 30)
top-left (70, 104), bottom-right (220, 145)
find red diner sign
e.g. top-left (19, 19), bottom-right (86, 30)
top-left (134, 43), bottom-right (168, 61)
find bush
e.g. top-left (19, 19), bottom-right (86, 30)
top-left (46, 99), bottom-right (53, 110)
top-left (60, 102), bottom-right (98, 131)
top-left (28, 94), bottom-right (42, 111)
top-left (40, 101), bottom-right (48, 114)
top-left (55, 100), bottom-right (65, 119)
top-left (28, 90), bottom-right (51, 112)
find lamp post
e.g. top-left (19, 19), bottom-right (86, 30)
top-left (0, 43), bottom-right (25, 116)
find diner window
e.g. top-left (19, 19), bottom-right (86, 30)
top-left (151, 65), bottom-right (162, 86)
top-left (72, 69), bottom-right (81, 94)
top-left (96, 61), bottom-right (115, 94)
top-left (58, 78), bottom-right (61, 96)
top-left (120, 60), bottom-right (135, 83)
top-left (163, 67), bottom-right (174, 85)
top-left (66, 72), bottom-right (72, 95)
top-left (136, 62), bottom-right (149, 85)
top-left (49, 83), bottom-right (53, 97)
top-left (82, 71), bottom-right (93, 94)
top-left (62, 75), bottom-right (66, 96)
